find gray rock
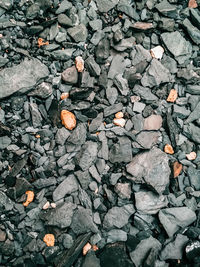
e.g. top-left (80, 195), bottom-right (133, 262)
top-left (186, 85), bottom-right (200, 95)
top-left (95, 0), bottom-right (119, 13)
top-left (114, 183), bottom-right (132, 199)
top-left (33, 177), bottom-right (57, 189)
top-left (158, 207), bottom-right (197, 237)
top-left (183, 123), bottom-right (200, 144)
top-left (0, 136), bottom-right (11, 149)
top-left (0, 56), bottom-right (8, 67)
top-left (45, 202), bottom-right (76, 229)
top-left (58, 14), bottom-right (72, 26)
top-left (135, 191), bottom-right (168, 214)
top-left (106, 86), bottom-right (118, 105)
top-left (55, 127), bottom-right (70, 145)
top-left (89, 113), bottom-right (103, 132)
top-left (135, 131), bottom-right (161, 149)
top-left (79, 186), bottom-right (92, 209)
top-left (160, 234), bottom-right (189, 260)
top-left (103, 204), bottom-right (135, 229)
top-left (0, 58), bottom-right (49, 99)
top-left (75, 170), bottom-right (91, 190)
top-left (76, 141), bottom-right (98, 171)
top-left (130, 236), bottom-right (162, 267)
top-left (71, 206), bottom-right (98, 234)
top-left (126, 147), bottom-right (170, 194)
top-left (187, 166), bottom-right (200, 190)
top-left (108, 55), bottom-right (126, 79)
top-left (68, 123), bottom-right (86, 145)
top-left (68, 24), bottom-right (88, 42)
top-left (190, 8), bottom-right (200, 30)
top-left (109, 136), bottom-right (132, 163)
top-left (155, 0), bottom-right (177, 18)
top-left (61, 66), bottom-right (78, 84)
top-left (107, 229), bottom-right (127, 243)
top-left (131, 45), bottom-right (152, 66)
top-left (133, 85), bottom-right (158, 102)
top-left (0, 0), bottom-right (13, 10)
top-left (30, 102), bottom-right (43, 128)
top-left (117, 0), bottom-right (139, 19)
top-left (51, 49), bottom-right (75, 60)
top-left (185, 102), bottom-right (200, 123)
top-left (82, 251), bottom-right (100, 267)
top-left (98, 132), bottom-right (109, 160)
top-left (28, 82), bottom-right (52, 99)
top-left (143, 115), bottom-right (163, 130)
top-left (89, 165), bottom-right (101, 183)
top-left (133, 102), bottom-right (146, 113)
top-left (113, 74), bottom-right (129, 96)
top-left (173, 105), bottom-right (190, 119)
top-left (141, 59), bottom-right (171, 88)
top-left (0, 191), bottom-right (13, 211)
top-left (161, 31), bottom-right (192, 64)
top-left (183, 18), bottom-right (200, 45)
top-left (104, 103), bottom-right (123, 117)
top-left (161, 55), bottom-right (178, 74)
top-left (89, 19), bottom-right (102, 31)
top-left (85, 56), bottom-right (101, 77)
top-left (96, 38), bottom-right (110, 63)
top-left (55, 0), bottom-right (72, 14)
top-left (61, 233), bottom-right (74, 249)
top-left (112, 37), bottom-right (136, 52)
top-left (53, 175), bottom-right (79, 202)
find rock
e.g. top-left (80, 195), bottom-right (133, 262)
top-left (150, 45), bottom-right (164, 60)
top-left (82, 251), bottom-right (100, 267)
top-left (103, 204), bottom-right (135, 229)
top-left (161, 31), bottom-right (192, 64)
top-left (109, 137), bottom-right (132, 163)
top-left (76, 141), bottom-right (98, 171)
top-left (0, 229), bottom-right (6, 241)
top-left (85, 56), bottom-right (101, 77)
top-left (117, 0), bottom-right (139, 19)
top-left (113, 74), bottom-right (129, 96)
top-left (95, 0), bottom-right (119, 13)
top-left (114, 183), bottom-right (132, 199)
top-left (131, 22), bottom-right (154, 30)
top-left (61, 233), bottom-right (74, 249)
top-left (61, 110), bottom-right (76, 130)
top-left (134, 131), bottom-right (161, 149)
top-left (68, 123), bottom-right (86, 145)
top-left (71, 206), bottom-right (98, 234)
top-left (0, 58), bottom-right (49, 99)
top-left (187, 166), bottom-right (200, 190)
top-left (133, 85), bottom-right (158, 102)
top-left (53, 175), bottom-right (79, 202)
top-left (30, 102), bottom-right (43, 128)
top-left (0, 136), bottom-right (11, 149)
top-left (185, 102), bottom-right (200, 123)
top-left (173, 104), bottom-right (190, 119)
top-left (160, 234), bottom-right (189, 260)
top-left (141, 59), bottom-right (171, 88)
top-left (55, 0), bottom-right (72, 14)
top-left (186, 240), bottom-right (200, 261)
top-left (89, 113), bottom-right (103, 132)
top-left (126, 147), bottom-right (170, 194)
top-left (58, 14), bottom-right (72, 27)
top-left (112, 37), bottom-right (135, 52)
top-left (131, 45), bottom-right (152, 65)
top-left (0, 0), bottom-right (13, 10)
top-left (68, 24), bottom-right (88, 42)
top-left (96, 38), bottom-right (110, 63)
top-left (55, 127), bottom-right (70, 145)
top-left (155, 0), bottom-right (177, 18)
top-left (108, 55), bottom-right (126, 79)
top-left (29, 82), bottom-right (53, 99)
top-left (107, 229), bottom-right (127, 243)
top-left (186, 85), bottom-right (200, 94)
top-left (51, 49), bottom-right (75, 60)
top-left (135, 191), bottom-right (168, 214)
top-left (143, 115), bottom-right (163, 130)
top-left (183, 123), bottom-right (200, 144)
top-left (183, 18), bottom-right (200, 45)
top-left (161, 55), bottom-right (178, 73)
top-left (190, 9), bottom-right (200, 30)
top-left (61, 66), bottom-right (78, 85)
top-left (158, 207), bottom-right (197, 237)
top-left (45, 202), bottom-right (76, 229)
top-left (130, 236), bottom-right (162, 267)
top-left (0, 56), bottom-right (8, 67)
top-left (0, 239), bottom-right (15, 256)
top-left (104, 103), bottom-right (123, 117)
top-left (0, 191), bottom-right (13, 211)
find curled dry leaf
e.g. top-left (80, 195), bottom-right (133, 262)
top-left (115, 111), bottom-right (123, 119)
top-left (113, 118), bottom-right (126, 127)
top-left (38, 38), bottom-right (49, 48)
top-left (60, 92), bottom-right (69, 100)
top-left (75, 56), bottom-right (84, 72)
top-left (164, 144), bottom-right (174, 154)
top-left (150, 46), bottom-right (164, 60)
top-left (188, 0), bottom-right (198, 8)
top-left (23, 191), bottom-right (34, 207)
top-left (186, 151), bottom-right (197, 160)
top-left (167, 89), bottom-right (178, 103)
top-left (43, 234), bottom-right (55, 247)
top-left (83, 242), bottom-right (92, 255)
top-left (61, 110), bottom-right (76, 130)
top-left (173, 161), bottom-right (183, 178)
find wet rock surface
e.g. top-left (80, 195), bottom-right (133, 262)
top-left (0, 0), bottom-right (200, 266)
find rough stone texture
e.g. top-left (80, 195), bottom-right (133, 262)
top-left (61, 66), bottom-right (78, 84)
top-left (67, 24), bottom-right (88, 42)
top-left (45, 202), bottom-right (76, 229)
top-left (161, 31), bottom-right (192, 64)
top-left (183, 18), bottom-right (200, 45)
top-left (109, 137), bottom-right (132, 163)
top-left (126, 147), bottom-right (170, 194)
top-left (134, 131), bottom-right (161, 149)
top-left (103, 204), bottom-right (135, 229)
top-left (143, 115), bottom-right (163, 130)
top-left (135, 191), bottom-right (168, 214)
top-left (107, 229), bottom-right (127, 243)
top-left (158, 207), bottom-right (197, 237)
top-left (183, 123), bottom-right (200, 144)
top-left (95, 0), bottom-right (119, 13)
top-left (55, 127), bottom-right (70, 145)
top-left (0, 58), bottom-right (49, 99)
top-left (53, 175), bottom-right (79, 202)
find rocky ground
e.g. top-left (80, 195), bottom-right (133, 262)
top-left (0, 0), bottom-right (200, 266)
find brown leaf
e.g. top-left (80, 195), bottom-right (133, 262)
top-left (173, 162), bottom-right (183, 178)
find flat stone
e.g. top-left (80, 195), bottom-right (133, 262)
top-left (58, 13), bottom-right (72, 26)
top-left (143, 115), bottom-right (163, 130)
top-left (133, 85), bottom-right (158, 102)
top-left (159, 207), bottom-right (197, 237)
top-left (161, 31), bottom-right (192, 64)
top-left (131, 45), bottom-right (152, 66)
top-left (51, 49), bottom-right (75, 60)
top-left (134, 131), bottom-right (161, 149)
top-left (114, 183), bottom-right (132, 199)
top-left (126, 147), bottom-right (170, 194)
top-left (96, 38), bottom-right (110, 63)
top-left (160, 234), bottom-right (189, 260)
top-left (131, 22), bottom-right (154, 30)
top-left (141, 59), bottom-right (171, 88)
top-left (107, 229), bottom-right (127, 243)
top-left (62, 66), bottom-right (78, 85)
top-left (28, 82), bottom-right (53, 99)
top-left (68, 24), bottom-right (88, 42)
top-left (183, 123), bottom-right (200, 144)
top-left (190, 8), bottom-right (200, 30)
top-left (85, 56), bottom-right (101, 77)
top-left (113, 74), bottom-right (129, 96)
top-left (109, 136), bottom-right (132, 163)
top-left (55, 0), bottom-right (72, 14)
top-left (0, 136), bottom-right (11, 149)
top-left (95, 0), bottom-right (119, 13)
top-left (30, 102), bottom-right (43, 128)
top-left (112, 37), bottom-right (135, 52)
top-left (55, 127), bottom-right (70, 145)
top-left (183, 18), bottom-right (200, 45)
top-left (0, 58), bottom-right (49, 99)
top-left (135, 191), bottom-right (168, 214)
top-left (103, 204), bottom-right (135, 229)
top-left (45, 202), bottom-right (76, 229)
top-left (117, 0), bottom-right (139, 19)
top-left (173, 105), bottom-right (190, 119)
top-left (187, 166), bottom-right (200, 190)
top-left (68, 123), bottom-right (87, 145)
top-left (108, 55), bottom-right (126, 79)
top-left (104, 103), bottom-right (123, 117)
top-left (155, 0), bottom-right (177, 18)
top-left (186, 85), bottom-right (200, 94)
top-left (53, 175), bottom-right (79, 202)
top-left (71, 206), bottom-right (98, 234)
top-left (0, 191), bottom-right (13, 211)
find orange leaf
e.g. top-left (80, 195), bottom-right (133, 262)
top-left (23, 191), bottom-right (34, 207)
top-left (43, 234), bottom-right (55, 247)
top-left (173, 162), bottom-right (182, 178)
top-left (167, 89), bottom-right (178, 103)
top-left (61, 110), bottom-right (76, 130)
top-left (164, 144), bottom-right (174, 154)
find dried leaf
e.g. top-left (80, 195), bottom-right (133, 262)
top-left (23, 191), bottom-right (34, 207)
top-left (167, 89), bottom-right (178, 103)
top-left (164, 144), bottom-right (174, 154)
top-left (173, 161), bottom-right (182, 178)
top-left (61, 110), bottom-right (76, 130)
top-left (43, 234), bottom-right (55, 247)
top-left (83, 242), bottom-right (92, 255)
